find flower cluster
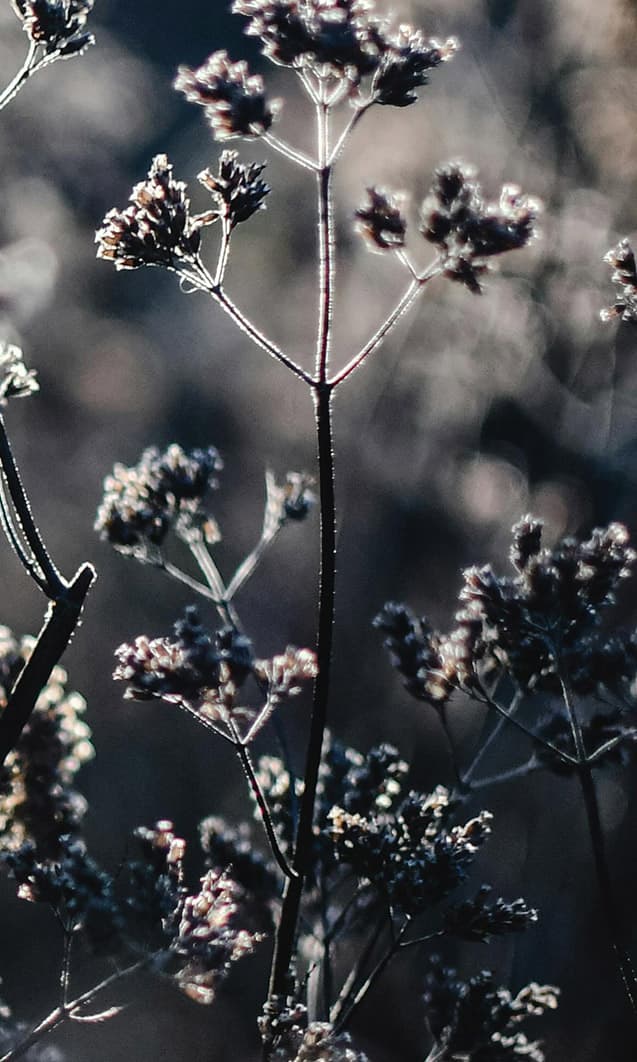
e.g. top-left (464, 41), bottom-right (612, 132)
top-left (0, 344), bottom-right (38, 406)
top-left (259, 1000), bottom-right (369, 1062)
top-left (0, 631), bottom-right (93, 860)
top-left (175, 51), bottom-right (279, 140)
top-left (443, 884), bottom-right (538, 943)
top-left (329, 784), bottom-right (493, 915)
top-left (355, 187), bottom-right (406, 252)
top-left (198, 151), bottom-right (270, 229)
top-left (11, 0), bottom-right (94, 58)
top-left (420, 163), bottom-right (540, 292)
top-left (199, 816), bottom-right (279, 928)
top-left (232, 0), bottom-right (457, 104)
top-left (423, 960), bottom-right (559, 1061)
top-left (171, 868), bottom-right (263, 1004)
top-left (95, 156), bottom-right (214, 272)
top-left (95, 444), bottom-right (222, 553)
top-left (378, 517), bottom-right (637, 708)
top-left (121, 821), bottom-right (187, 945)
top-left (601, 238), bottom-right (637, 323)
top-left (114, 607), bottom-right (315, 737)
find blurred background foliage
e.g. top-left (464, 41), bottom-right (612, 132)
top-left (1, 0), bottom-right (637, 1058)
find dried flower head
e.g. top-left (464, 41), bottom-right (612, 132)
top-left (95, 444), bottom-right (222, 553)
top-left (233, 0), bottom-right (384, 80)
top-left (421, 163), bottom-right (540, 293)
top-left (373, 602), bottom-right (452, 707)
top-left (12, 0), bottom-right (94, 58)
top-left (175, 51), bottom-right (279, 139)
top-left (372, 26), bottom-right (458, 107)
top-left (0, 632), bottom-right (93, 859)
top-left (601, 238), bottom-right (637, 322)
top-left (96, 156), bottom-right (211, 272)
top-left (198, 151), bottom-right (270, 229)
top-left (330, 786), bottom-right (492, 915)
top-left (443, 885), bottom-right (538, 943)
top-left (355, 187), bottom-right (407, 252)
top-left (424, 959), bottom-right (558, 1062)
top-left (0, 344), bottom-right (38, 405)
top-left (259, 1000), bottom-right (369, 1061)
top-left (171, 868), bottom-right (263, 1004)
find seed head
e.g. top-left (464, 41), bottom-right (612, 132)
top-left (601, 238), bottom-right (637, 322)
top-left (175, 51), bottom-right (279, 139)
top-left (198, 151), bottom-right (270, 229)
top-left (355, 187), bottom-right (407, 252)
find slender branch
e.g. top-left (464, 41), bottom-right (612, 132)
top-left (469, 757), bottom-right (540, 790)
top-left (328, 102), bottom-right (371, 166)
top-left (329, 911), bottom-right (387, 1026)
top-left (462, 691), bottom-right (521, 785)
top-left (330, 265), bottom-right (441, 389)
top-left (0, 476), bottom-right (48, 592)
top-left (268, 382), bottom-right (337, 999)
top-left (438, 705), bottom-right (465, 791)
top-left (0, 414), bottom-right (65, 596)
top-left (263, 131), bottom-right (318, 172)
top-left (214, 220), bottom-right (232, 288)
top-left (188, 539), bottom-right (241, 630)
top-left (559, 669), bottom-right (637, 1019)
top-left (148, 554), bottom-right (224, 605)
top-left (0, 41), bottom-right (38, 112)
top-left (333, 917), bottom-right (411, 1033)
top-left (228, 718), bottom-right (297, 881)
top-left (476, 684), bottom-right (576, 766)
top-left (0, 956), bottom-right (153, 1062)
top-left (315, 103), bottom-right (335, 383)
top-left (0, 563), bottom-right (96, 765)
top-left (226, 500), bottom-right (285, 601)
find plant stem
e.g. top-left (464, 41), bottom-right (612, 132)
top-left (0, 563), bottom-right (95, 765)
top-left (333, 917), bottom-right (410, 1033)
top-left (0, 956), bottom-right (152, 1062)
top-left (0, 41), bottom-right (38, 112)
top-left (268, 381), bottom-right (336, 1001)
top-left (559, 671), bottom-right (637, 1018)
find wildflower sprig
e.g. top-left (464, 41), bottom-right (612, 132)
top-left (379, 516), bottom-right (637, 1017)
top-left (0, 1), bottom-right (95, 112)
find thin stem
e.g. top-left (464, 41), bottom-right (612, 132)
top-left (59, 931), bottom-right (73, 1008)
top-left (315, 103), bottom-right (334, 382)
top-left (329, 909), bottom-right (387, 1026)
top-left (226, 491), bottom-right (285, 601)
top-left (262, 131), bottom-right (318, 172)
top-left (228, 719), bottom-right (297, 881)
top-left (438, 706), bottom-right (465, 791)
top-left (0, 563), bottom-right (95, 765)
top-left (328, 102), bottom-right (372, 166)
top-left (268, 382), bottom-right (337, 999)
top-left (173, 697), bottom-right (236, 745)
top-left (399, 929), bottom-right (445, 950)
top-left (0, 41), bottom-right (38, 112)
top-left (214, 220), bottom-right (232, 288)
top-left (333, 918), bottom-right (411, 1033)
top-left (330, 266), bottom-right (441, 389)
top-left (149, 554), bottom-right (224, 605)
top-left (0, 414), bottom-right (65, 596)
top-left (469, 757), bottom-right (540, 790)
top-left (462, 690), bottom-right (522, 785)
top-left (0, 476), bottom-right (48, 592)
top-left (188, 539), bottom-right (241, 630)
top-left (476, 684), bottom-right (576, 766)
top-left (0, 956), bottom-right (153, 1062)
top-left (559, 670), bottom-right (637, 1019)
top-left (193, 261), bottom-right (311, 383)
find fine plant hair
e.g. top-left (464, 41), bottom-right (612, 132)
top-left (0, 1), bottom-right (636, 1060)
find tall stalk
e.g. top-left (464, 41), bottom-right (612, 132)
top-left (268, 95), bottom-right (337, 1004)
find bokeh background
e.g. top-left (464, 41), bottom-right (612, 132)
top-left (1, 0), bottom-right (637, 1058)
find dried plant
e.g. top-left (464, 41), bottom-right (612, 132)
top-left (1, 0), bottom-right (636, 1060)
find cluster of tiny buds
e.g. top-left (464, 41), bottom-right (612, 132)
top-left (11, 0), bottom-right (95, 59)
top-left (96, 153), bottom-right (270, 273)
top-left (356, 164), bottom-right (541, 292)
top-left (0, 343), bottom-right (39, 406)
top-left (175, 51), bottom-right (280, 140)
top-left (601, 237), bottom-right (637, 323)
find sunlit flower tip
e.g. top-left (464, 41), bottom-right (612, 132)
top-left (0, 344), bottom-right (38, 405)
top-left (174, 51), bottom-right (279, 140)
top-left (355, 187), bottom-right (407, 252)
top-left (198, 151), bottom-right (270, 229)
top-left (601, 237), bottom-right (637, 323)
top-left (12, 0), bottom-right (95, 55)
top-left (95, 155), bottom-right (202, 272)
top-left (374, 27), bottom-right (459, 107)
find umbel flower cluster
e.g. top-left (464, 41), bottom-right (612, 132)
top-left (11, 0), bottom-right (94, 59)
top-left (601, 237), bottom-right (637, 323)
top-left (376, 516), bottom-right (637, 714)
